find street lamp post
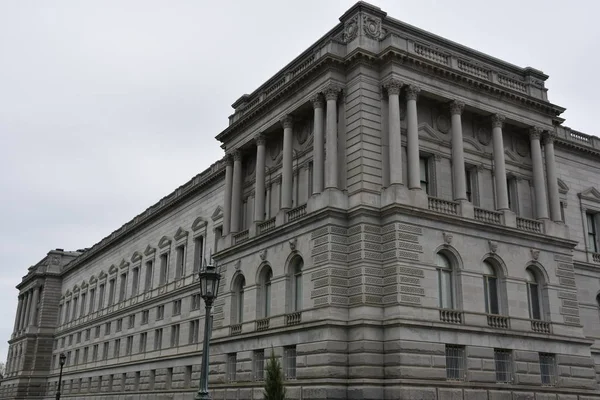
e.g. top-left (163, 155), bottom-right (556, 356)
top-left (55, 353), bottom-right (66, 400)
top-left (194, 257), bottom-right (221, 400)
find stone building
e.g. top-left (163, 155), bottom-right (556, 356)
top-left (3, 2), bottom-right (600, 399)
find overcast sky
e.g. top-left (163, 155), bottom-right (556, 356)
top-left (0, 0), bottom-right (598, 364)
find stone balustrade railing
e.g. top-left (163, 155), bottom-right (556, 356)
top-left (233, 229), bottom-right (249, 244)
top-left (531, 319), bottom-right (551, 334)
top-left (285, 311), bottom-right (302, 326)
top-left (257, 217), bottom-right (276, 235)
top-left (287, 204), bottom-right (307, 222)
top-left (428, 197), bottom-right (459, 215)
top-left (474, 207), bottom-right (502, 225)
top-left (255, 318), bottom-right (270, 331)
top-left (592, 253), bottom-right (600, 263)
top-left (230, 323), bottom-right (242, 336)
top-left (516, 217), bottom-right (543, 233)
top-left (487, 314), bottom-right (510, 329)
top-left (439, 309), bottom-right (463, 324)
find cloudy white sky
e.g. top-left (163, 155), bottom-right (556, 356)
top-left (0, 0), bottom-right (598, 363)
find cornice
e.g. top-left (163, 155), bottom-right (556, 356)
top-left (555, 137), bottom-right (600, 158)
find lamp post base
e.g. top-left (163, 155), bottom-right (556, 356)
top-left (194, 390), bottom-right (211, 400)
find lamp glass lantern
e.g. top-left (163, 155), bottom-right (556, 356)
top-left (198, 264), bottom-right (221, 302)
top-left (59, 353), bottom-right (66, 366)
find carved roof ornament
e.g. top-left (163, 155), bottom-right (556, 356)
top-left (383, 79), bottom-right (403, 96)
top-left (144, 245), bottom-right (156, 256)
top-left (174, 227), bottom-right (189, 241)
top-left (362, 14), bottom-right (384, 40)
top-left (191, 216), bottom-right (208, 232)
top-left (322, 83), bottom-right (343, 101)
top-left (310, 94), bottom-right (324, 109)
top-left (405, 85), bottom-right (421, 101)
top-left (131, 251), bottom-right (143, 263)
top-left (449, 100), bottom-right (465, 116)
top-left (530, 248), bottom-right (540, 261)
top-left (491, 114), bottom-right (505, 129)
top-left (255, 133), bottom-right (266, 147)
top-left (529, 126), bottom-right (543, 141)
top-left (442, 232), bottom-right (453, 245)
top-left (488, 240), bottom-right (498, 254)
top-left (343, 14), bottom-right (359, 42)
top-left (158, 236), bottom-right (172, 249)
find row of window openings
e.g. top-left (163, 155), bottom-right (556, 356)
top-left (446, 346), bottom-right (556, 386)
top-left (228, 347), bottom-right (297, 382)
top-left (53, 319), bottom-right (207, 368)
top-left (59, 238), bottom-right (204, 325)
top-left (56, 296), bottom-right (201, 349)
top-left (437, 254), bottom-right (544, 320)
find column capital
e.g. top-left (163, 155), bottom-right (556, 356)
top-left (405, 85), bottom-right (421, 101)
top-left (383, 79), bottom-right (403, 96)
top-left (232, 149), bottom-right (243, 162)
top-left (310, 94), bottom-right (324, 109)
top-left (529, 126), bottom-right (543, 141)
top-left (449, 100), bottom-right (465, 116)
top-left (255, 133), bottom-right (266, 146)
top-left (491, 114), bottom-right (505, 129)
top-left (542, 131), bottom-right (556, 145)
top-left (280, 115), bottom-right (294, 129)
top-left (322, 83), bottom-right (343, 101)
top-left (224, 153), bottom-right (234, 166)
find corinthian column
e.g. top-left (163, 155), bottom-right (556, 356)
top-left (281, 115), bottom-right (294, 209)
top-left (491, 114), bottom-right (509, 210)
top-left (323, 84), bottom-right (341, 189)
top-left (29, 286), bottom-right (39, 326)
top-left (230, 150), bottom-right (243, 232)
top-left (222, 155), bottom-right (233, 236)
top-left (530, 127), bottom-right (549, 220)
top-left (543, 132), bottom-right (561, 222)
top-left (254, 134), bottom-right (266, 222)
top-left (23, 291), bottom-right (32, 329)
top-left (384, 79), bottom-right (403, 185)
top-left (13, 296), bottom-right (23, 333)
top-left (450, 101), bottom-right (467, 201)
top-left (311, 95), bottom-right (325, 194)
top-left (406, 85), bottom-right (421, 190)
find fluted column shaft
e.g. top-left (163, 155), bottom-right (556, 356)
top-left (230, 151), bottom-right (243, 232)
top-left (324, 84), bottom-right (341, 189)
top-left (450, 101), bottom-right (467, 201)
top-left (281, 116), bottom-right (294, 209)
top-left (544, 133), bottom-right (561, 222)
top-left (254, 134), bottom-right (266, 222)
top-left (23, 291), bottom-right (32, 329)
top-left (406, 85), bottom-right (421, 189)
top-left (265, 184), bottom-right (271, 219)
top-left (29, 286), bottom-right (39, 326)
top-left (18, 292), bottom-right (28, 330)
top-left (530, 127), bottom-right (549, 220)
top-left (492, 114), bottom-right (509, 210)
top-left (13, 296), bottom-right (23, 333)
top-left (384, 80), bottom-right (403, 185)
top-left (222, 156), bottom-right (233, 236)
top-left (311, 95), bottom-right (325, 194)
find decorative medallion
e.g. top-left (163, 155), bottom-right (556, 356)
top-left (437, 114), bottom-right (451, 134)
top-left (515, 137), bottom-right (529, 157)
top-left (269, 140), bottom-right (281, 161)
top-left (344, 15), bottom-right (359, 42)
top-left (477, 125), bottom-right (491, 146)
top-left (362, 15), bottom-right (382, 40)
top-left (246, 157), bottom-right (255, 176)
top-left (296, 119), bottom-right (310, 145)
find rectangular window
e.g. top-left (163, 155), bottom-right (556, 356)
top-left (105, 322), bottom-right (111, 336)
top-left (72, 297), bottom-right (78, 320)
top-left (506, 177), bottom-right (518, 214)
top-left (159, 253), bottom-right (169, 285)
top-left (157, 305), bottom-right (164, 320)
top-left (76, 332), bottom-right (81, 344)
top-left (102, 342), bottom-right (109, 360)
top-left (189, 319), bottom-right (200, 344)
top-left (587, 212), bottom-right (598, 253)
top-left (149, 370), bottom-right (155, 390)
top-left (184, 365), bottom-right (192, 388)
top-left (68, 334), bottom-right (73, 346)
top-left (107, 279), bottom-right (115, 306)
top-left (114, 339), bottom-right (121, 358)
top-left (214, 226), bottom-right (222, 252)
top-left (539, 353), bottom-right (556, 386)
top-left (61, 337), bottom-right (65, 348)
top-left (483, 275), bottom-right (499, 315)
top-left (154, 329), bottom-right (163, 350)
top-left (66, 351), bottom-right (71, 366)
top-left (74, 349), bottom-right (80, 365)
top-left (128, 314), bottom-right (135, 329)
top-left (419, 157), bottom-right (430, 194)
top-left (141, 310), bottom-right (149, 325)
top-left (116, 318), bottom-right (122, 332)
top-left (80, 293), bottom-right (86, 317)
top-left (494, 349), bottom-right (512, 383)
top-left (560, 201), bottom-right (566, 223)
top-left (131, 267), bottom-right (139, 297)
top-left (89, 288), bottom-right (96, 313)
top-left (191, 294), bottom-right (201, 310)
top-left (465, 166), bottom-right (478, 205)
top-left (284, 346), bottom-right (297, 380)
top-left (173, 299), bottom-right (182, 316)
top-left (126, 336), bottom-right (133, 355)
top-left (445, 345), bottom-right (465, 381)
top-left (193, 236), bottom-right (204, 274)
top-left (175, 245), bottom-right (185, 279)
top-left (64, 301), bottom-right (70, 324)
top-left (108, 374), bottom-right (114, 391)
top-left (134, 371), bottom-right (141, 391)
top-left (166, 367), bottom-right (173, 390)
top-left (171, 324), bottom-right (180, 347)
top-left (83, 347), bottom-right (89, 363)
top-left (144, 260), bottom-right (154, 292)
top-left (98, 283), bottom-right (105, 310)
top-left (119, 272), bottom-right (127, 302)
top-left (139, 332), bottom-right (147, 353)
top-left (85, 328), bottom-right (90, 341)
top-left (95, 326), bottom-right (100, 339)
top-left (121, 373), bottom-right (126, 391)
top-left (438, 268), bottom-right (453, 309)
top-left (254, 350), bottom-right (265, 381)
top-left (227, 353), bottom-right (237, 382)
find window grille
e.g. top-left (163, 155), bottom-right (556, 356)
top-left (284, 346), bottom-right (297, 380)
top-left (539, 353), bottom-right (556, 386)
top-left (227, 353), bottom-right (237, 382)
top-left (445, 345), bottom-right (465, 381)
top-left (494, 349), bottom-right (512, 383)
top-left (254, 350), bottom-right (265, 381)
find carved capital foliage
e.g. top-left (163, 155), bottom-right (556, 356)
top-left (225, 153), bottom-right (234, 166)
top-left (232, 149), bottom-right (243, 162)
top-left (491, 114), bottom-right (505, 129)
top-left (280, 115), bottom-right (294, 129)
top-left (542, 131), bottom-right (556, 145)
top-left (383, 79), bottom-right (403, 96)
top-left (310, 94), bottom-right (324, 109)
top-left (405, 85), bottom-right (421, 101)
top-left (322, 83), bottom-right (342, 101)
top-left (449, 100), bottom-right (465, 116)
top-left (255, 133), bottom-right (266, 147)
top-left (529, 126), bottom-right (543, 141)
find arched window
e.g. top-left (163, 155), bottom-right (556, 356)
top-left (231, 275), bottom-right (245, 324)
top-left (436, 253), bottom-right (454, 309)
top-left (258, 266), bottom-right (273, 318)
top-left (483, 261), bottom-right (499, 315)
top-left (290, 257), bottom-right (303, 312)
top-left (526, 268), bottom-right (542, 320)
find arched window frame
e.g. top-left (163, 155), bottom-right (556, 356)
top-left (525, 264), bottom-right (550, 321)
top-left (482, 259), bottom-right (504, 315)
top-left (287, 256), bottom-right (303, 313)
top-left (436, 252), bottom-right (455, 309)
top-left (257, 265), bottom-right (273, 319)
top-left (231, 274), bottom-right (245, 324)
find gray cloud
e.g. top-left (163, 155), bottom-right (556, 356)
top-left (0, 0), bottom-right (597, 362)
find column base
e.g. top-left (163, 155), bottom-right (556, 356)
top-left (543, 219), bottom-right (570, 239)
top-left (381, 184), bottom-right (428, 209)
top-left (501, 210), bottom-right (516, 228)
top-left (458, 200), bottom-right (474, 219)
top-left (308, 188), bottom-right (347, 212)
top-left (276, 209), bottom-right (287, 226)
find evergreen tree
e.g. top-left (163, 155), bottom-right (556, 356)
top-left (263, 348), bottom-right (286, 400)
